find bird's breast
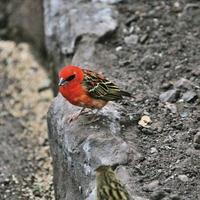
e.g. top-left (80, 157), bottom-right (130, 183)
top-left (59, 83), bottom-right (107, 109)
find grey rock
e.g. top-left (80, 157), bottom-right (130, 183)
top-left (140, 34), bottom-right (149, 44)
top-left (169, 194), bottom-right (181, 200)
top-left (47, 95), bottom-right (142, 200)
top-left (150, 147), bottom-right (158, 154)
top-left (143, 180), bottom-right (160, 192)
top-left (194, 132), bottom-right (200, 144)
top-left (181, 90), bottom-right (197, 102)
top-left (165, 103), bottom-right (177, 114)
top-left (174, 78), bottom-right (193, 89)
top-left (44, 0), bottom-right (118, 55)
top-left (179, 111), bottom-right (189, 118)
top-left (150, 190), bottom-right (166, 200)
top-left (194, 132), bottom-right (200, 149)
top-left (163, 62), bottom-right (171, 68)
top-left (177, 174), bottom-right (189, 182)
top-left (124, 34), bottom-right (139, 45)
top-left (191, 66), bottom-right (200, 76)
top-left (159, 89), bottom-right (180, 103)
top-left (92, 0), bottom-right (125, 4)
top-left (141, 54), bottom-right (157, 70)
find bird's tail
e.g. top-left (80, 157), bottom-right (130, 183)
top-left (120, 90), bottom-right (132, 97)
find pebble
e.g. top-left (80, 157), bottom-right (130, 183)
top-left (159, 89), bottom-right (180, 103)
top-left (150, 190), bottom-right (166, 200)
top-left (163, 61), bottom-right (171, 68)
top-left (150, 147), bottom-right (158, 154)
top-left (170, 194), bottom-right (181, 200)
top-left (174, 78), bottom-right (193, 89)
top-left (140, 34), bottom-right (148, 44)
top-left (141, 54), bottom-right (156, 69)
top-left (143, 180), bottom-right (160, 191)
top-left (193, 132), bottom-right (200, 149)
top-left (181, 91), bottom-right (197, 102)
top-left (124, 34), bottom-right (139, 45)
top-left (160, 82), bottom-right (173, 90)
top-left (115, 46), bottom-right (122, 51)
top-left (165, 103), bottom-right (177, 114)
top-left (180, 111), bottom-right (189, 118)
top-left (178, 174), bottom-right (189, 182)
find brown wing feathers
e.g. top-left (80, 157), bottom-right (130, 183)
top-left (82, 69), bottom-right (131, 101)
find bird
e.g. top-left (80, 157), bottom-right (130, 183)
top-left (58, 65), bottom-right (131, 122)
top-left (95, 165), bottom-right (130, 200)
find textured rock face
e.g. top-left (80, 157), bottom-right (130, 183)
top-left (45, 1), bottom-right (145, 200)
top-left (44, 0), bottom-right (118, 65)
top-left (47, 95), bottom-right (143, 200)
top-left (1, 0), bottom-right (44, 50)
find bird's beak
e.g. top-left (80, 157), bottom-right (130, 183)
top-left (58, 78), bottom-right (66, 86)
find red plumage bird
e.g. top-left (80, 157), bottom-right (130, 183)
top-left (58, 65), bottom-right (131, 122)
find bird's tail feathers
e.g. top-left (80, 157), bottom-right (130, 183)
top-left (120, 90), bottom-right (132, 97)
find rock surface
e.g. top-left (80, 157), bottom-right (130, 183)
top-left (47, 95), bottom-right (143, 200)
top-left (44, 0), bottom-right (118, 65)
top-left (0, 41), bottom-right (53, 199)
top-left (0, 0), bottom-right (44, 50)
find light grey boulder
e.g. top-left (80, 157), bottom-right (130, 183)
top-left (44, 0), bottom-right (118, 57)
top-left (47, 95), bottom-right (144, 200)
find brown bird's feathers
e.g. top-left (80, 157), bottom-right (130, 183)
top-left (82, 69), bottom-right (131, 101)
top-left (95, 165), bottom-right (130, 200)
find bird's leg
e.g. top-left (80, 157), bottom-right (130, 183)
top-left (68, 107), bottom-right (86, 123)
top-left (84, 109), bottom-right (101, 124)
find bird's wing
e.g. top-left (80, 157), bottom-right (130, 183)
top-left (82, 69), bottom-right (127, 101)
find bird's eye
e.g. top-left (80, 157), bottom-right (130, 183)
top-left (66, 74), bottom-right (75, 81)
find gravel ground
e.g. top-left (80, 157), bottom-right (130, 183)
top-left (101, 1), bottom-right (200, 199)
top-left (0, 41), bottom-right (54, 200)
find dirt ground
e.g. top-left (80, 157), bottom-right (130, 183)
top-left (0, 0), bottom-right (200, 200)
top-left (103, 1), bottom-right (200, 199)
top-left (0, 42), bottom-right (54, 200)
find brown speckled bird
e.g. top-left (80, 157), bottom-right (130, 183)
top-left (95, 165), bottom-right (130, 200)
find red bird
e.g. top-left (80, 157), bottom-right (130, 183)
top-left (58, 65), bottom-right (131, 121)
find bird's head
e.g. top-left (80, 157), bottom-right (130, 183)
top-left (95, 165), bottom-right (114, 176)
top-left (58, 65), bottom-right (84, 86)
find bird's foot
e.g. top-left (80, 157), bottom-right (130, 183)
top-left (83, 116), bottom-right (100, 125)
top-left (68, 108), bottom-right (88, 123)
top-left (83, 109), bottom-right (101, 124)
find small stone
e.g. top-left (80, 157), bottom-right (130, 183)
top-left (178, 174), bottom-right (189, 182)
top-left (138, 115), bottom-right (152, 128)
top-left (141, 55), bottom-right (156, 69)
top-left (150, 190), bottom-right (166, 200)
top-left (159, 89), bottom-right (180, 103)
top-left (140, 34), bottom-right (148, 44)
top-left (174, 78), bottom-right (193, 89)
top-left (191, 67), bottom-right (200, 76)
top-left (163, 62), bottom-right (171, 68)
top-left (170, 194), bottom-right (181, 200)
top-left (181, 91), bottom-right (197, 102)
top-left (179, 111), bottom-right (189, 118)
top-left (124, 34), bottom-right (139, 45)
top-left (125, 15), bottom-right (138, 25)
top-left (92, 0), bottom-right (124, 4)
top-left (173, 1), bottom-right (182, 12)
top-left (165, 103), bottom-right (177, 114)
top-left (194, 132), bottom-right (200, 149)
top-left (160, 82), bottom-right (173, 90)
top-left (115, 46), bottom-right (122, 51)
top-left (150, 147), bottom-right (158, 154)
top-left (3, 178), bottom-right (10, 185)
top-left (143, 180), bottom-right (159, 191)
